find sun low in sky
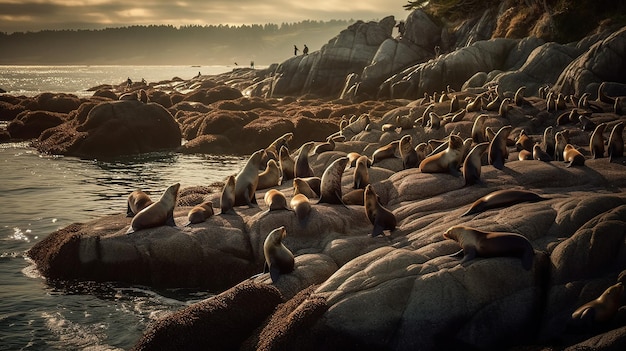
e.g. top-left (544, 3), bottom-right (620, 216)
top-left (0, 0), bottom-right (409, 33)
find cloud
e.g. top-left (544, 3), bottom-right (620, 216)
top-left (0, 0), bottom-right (409, 33)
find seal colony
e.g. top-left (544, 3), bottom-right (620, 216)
top-left (25, 72), bottom-right (626, 351)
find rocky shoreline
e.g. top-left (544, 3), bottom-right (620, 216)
top-left (2, 5), bottom-right (626, 350)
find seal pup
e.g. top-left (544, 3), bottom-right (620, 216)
top-left (589, 123), bottom-right (607, 159)
top-left (342, 188), bottom-right (365, 206)
top-left (518, 149), bottom-right (532, 160)
top-left (294, 142), bottom-right (315, 178)
top-left (488, 125), bottom-right (512, 170)
top-left (279, 145), bottom-right (295, 181)
top-left (399, 135), bottom-right (419, 169)
top-left (293, 177), bottom-right (319, 199)
top-left (419, 134), bottom-right (464, 176)
top-left (608, 122), bottom-right (624, 162)
top-left (263, 226), bottom-right (295, 283)
top-left (220, 175), bottom-right (236, 215)
top-left (533, 143), bottom-right (552, 162)
top-left (263, 189), bottom-right (290, 211)
top-left (364, 184), bottom-right (396, 238)
top-left (256, 159), bottom-right (282, 190)
top-left (563, 144), bottom-right (585, 167)
top-left (290, 193), bottom-right (312, 226)
top-left (554, 130), bottom-right (569, 161)
top-left (318, 157), bottom-right (349, 205)
top-left (126, 190), bottom-right (153, 217)
top-left (443, 226), bottom-right (535, 270)
top-left (185, 201), bottom-right (214, 226)
top-left (571, 282), bottom-right (624, 325)
top-left (462, 189), bottom-right (546, 216)
top-left (234, 149), bottom-right (264, 207)
top-left (372, 141), bottom-right (400, 164)
top-left (463, 142), bottom-right (489, 186)
top-left (353, 155), bottom-right (370, 189)
top-left (127, 183), bottom-right (180, 234)
top-left (579, 115), bottom-right (597, 132)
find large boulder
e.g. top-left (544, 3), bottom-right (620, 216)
top-left (34, 100), bottom-right (181, 158)
top-left (7, 110), bottom-right (67, 139)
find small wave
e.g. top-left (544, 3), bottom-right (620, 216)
top-left (41, 311), bottom-right (112, 350)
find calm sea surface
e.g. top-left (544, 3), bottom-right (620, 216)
top-left (0, 66), bottom-right (248, 350)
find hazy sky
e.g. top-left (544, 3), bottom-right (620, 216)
top-left (0, 0), bottom-right (410, 33)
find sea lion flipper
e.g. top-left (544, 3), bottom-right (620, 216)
top-left (370, 223), bottom-right (385, 238)
top-left (449, 249), bottom-right (465, 259)
top-left (269, 263), bottom-right (281, 283)
top-left (165, 212), bottom-right (176, 226)
top-left (460, 247), bottom-right (476, 264)
top-left (183, 221), bottom-right (192, 227)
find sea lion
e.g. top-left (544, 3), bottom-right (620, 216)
top-left (514, 86), bottom-right (526, 106)
top-left (290, 193), bottom-right (312, 226)
top-left (126, 190), bottom-right (153, 217)
top-left (372, 141), bottom-right (400, 164)
top-left (314, 137), bottom-right (335, 154)
top-left (415, 143), bottom-right (428, 163)
top-left (515, 130), bottom-right (533, 152)
top-left (556, 93), bottom-right (567, 110)
top-left (293, 177), bottom-right (319, 199)
top-left (396, 114), bottom-right (414, 130)
top-left (399, 135), bottom-right (419, 169)
top-left (488, 125), bottom-right (512, 170)
top-left (127, 183), bottom-right (180, 234)
top-left (279, 145), bottom-right (295, 180)
top-left (347, 152), bottom-right (371, 168)
top-left (381, 123), bottom-right (397, 132)
top-left (450, 109), bottom-right (466, 122)
top-left (364, 184), bottom-right (396, 238)
top-left (615, 96), bottom-right (623, 115)
top-left (563, 144), bottom-right (585, 167)
top-left (263, 189), bottom-right (290, 211)
top-left (571, 282), bottom-right (624, 324)
top-left (139, 89), bottom-right (149, 103)
top-left (428, 111), bottom-right (442, 130)
top-left (466, 95), bottom-right (482, 112)
top-left (266, 132), bottom-right (293, 158)
top-left (485, 126), bottom-right (496, 143)
top-left (554, 130), bottom-right (569, 161)
top-left (449, 94), bottom-right (459, 113)
top-left (342, 188), bottom-right (365, 206)
top-left (256, 159), bottom-right (282, 190)
top-left (518, 149), bottom-right (532, 160)
top-left (463, 142), bottom-right (489, 186)
top-left (185, 200), bottom-right (214, 226)
top-left (579, 115), bottom-right (597, 132)
top-left (443, 226), bottom-right (535, 270)
top-left (421, 104), bottom-right (434, 127)
top-left (318, 156), bottom-right (349, 205)
top-left (608, 122), bottom-right (624, 162)
top-left (542, 126), bottom-right (555, 159)
top-left (294, 142), bottom-right (315, 178)
top-left (597, 82), bottom-right (616, 104)
top-left (353, 155), bottom-right (370, 189)
top-left (263, 226), bottom-right (295, 283)
top-left (498, 97), bottom-right (511, 118)
top-left (419, 134), bottom-right (464, 176)
top-left (220, 175), bottom-right (236, 215)
top-left (589, 123), bottom-right (607, 159)
top-left (462, 189), bottom-right (546, 216)
top-left (119, 91), bottom-right (138, 101)
top-left (471, 114), bottom-right (488, 143)
top-left (533, 143), bottom-right (552, 162)
top-left (234, 149), bottom-right (264, 207)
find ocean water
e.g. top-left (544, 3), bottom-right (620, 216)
top-left (0, 66), bottom-right (248, 350)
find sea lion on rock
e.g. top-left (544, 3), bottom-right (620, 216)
top-left (263, 226), bottom-right (295, 283)
top-left (399, 135), bottom-right (419, 169)
top-left (542, 126), bottom-right (555, 159)
top-left (126, 190), bottom-right (153, 217)
top-left (353, 155), bottom-right (370, 190)
top-left (266, 132), bottom-right (293, 158)
top-left (515, 130), bottom-right (533, 152)
top-left (342, 188), bottom-right (365, 206)
top-left (563, 144), bottom-right (586, 167)
top-left (127, 183), bottom-right (180, 234)
top-left (263, 189), bottom-right (290, 211)
top-left (314, 137), bottom-right (335, 155)
top-left (514, 86), bottom-right (527, 106)
top-left (419, 134), bottom-right (464, 176)
top-left (533, 143), bottom-right (552, 162)
top-left (139, 89), bottom-right (149, 103)
top-left (443, 226), bottom-right (535, 270)
top-left (608, 122), bottom-right (624, 162)
top-left (571, 282), bottom-right (624, 325)
top-left (257, 159), bottom-right (282, 190)
top-left (518, 149), bottom-right (532, 160)
top-left (185, 201), bottom-right (214, 226)
top-left (293, 177), bottom-right (319, 199)
top-left (372, 141), bottom-right (400, 164)
top-left (279, 145), bottom-right (295, 180)
top-left (290, 194), bottom-right (311, 226)
top-left (554, 130), bottom-right (569, 161)
top-left (294, 142), bottom-right (315, 178)
top-left (234, 149), bottom-right (264, 207)
top-left (471, 114), bottom-right (488, 143)
top-left (488, 125), bottom-right (512, 170)
top-left (462, 189), bottom-right (546, 216)
top-left (318, 157), bottom-right (349, 205)
top-left (364, 184), bottom-right (396, 238)
top-left (220, 175), bottom-right (236, 215)
top-left (463, 142), bottom-right (489, 186)
top-left (589, 123), bottom-right (607, 159)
